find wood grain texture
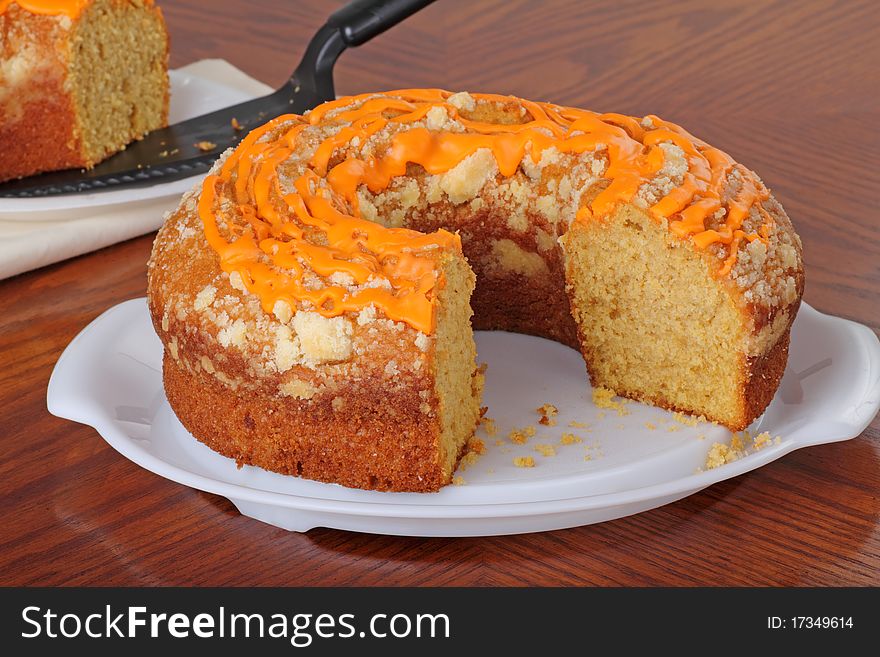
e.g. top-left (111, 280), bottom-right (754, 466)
top-left (1, 0), bottom-right (878, 586)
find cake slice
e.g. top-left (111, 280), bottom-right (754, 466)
top-left (0, 0), bottom-right (169, 181)
top-left (562, 196), bottom-right (799, 430)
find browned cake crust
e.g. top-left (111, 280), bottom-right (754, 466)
top-left (0, 6), bottom-right (83, 178)
top-left (0, 78), bottom-right (85, 181)
top-left (163, 353), bottom-right (458, 492)
top-left (739, 328), bottom-right (792, 429)
top-left (0, 0), bottom-right (169, 181)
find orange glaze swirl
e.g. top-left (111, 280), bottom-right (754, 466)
top-left (198, 89), bottom-right (773, 334)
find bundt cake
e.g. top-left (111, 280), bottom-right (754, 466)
top-left (0, 0), bottom-right (168, 182)
top-left (147, 89), bottom-right (804, 492)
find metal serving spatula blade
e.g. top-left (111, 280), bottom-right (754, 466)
top-left (0, 0), bottom-right (434, 198)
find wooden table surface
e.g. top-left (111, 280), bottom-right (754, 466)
top-left (2, 0), bottom-right (878, 586)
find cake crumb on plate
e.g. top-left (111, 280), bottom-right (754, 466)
top-left (534, 443), bottom-right (556, 457)
top-left (467, 436), bottom-right (486, 454)
top-left (592, 387), bottom-right (630, 416)
top-left (508, 425), bottom-right (536, 444)
top-left (536, 403), bottom-right (558, 426)
top-left (479, 415), bottom-right (498, 436)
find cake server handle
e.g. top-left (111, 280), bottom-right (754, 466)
top-left (331, 0), bottom-right (436, 46)
top-left (294, 0), bottom-right (436, 105)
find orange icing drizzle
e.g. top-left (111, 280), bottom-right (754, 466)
top-left (1, 0), bottom-right (91, 17)
top-left (199, 89), bottom-right (772, 333)
top-left (200, 114), bottom-right (461, 334)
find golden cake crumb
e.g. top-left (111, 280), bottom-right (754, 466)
top-left (705, 441), bottom-right (745, 469)
top-left (705, 443), bottom-right (730, 469)
top-left (536, 403), bottom-right (558, 417)
top-left (645, 422), bottom-right (656, 430)
top-left (459, 451), bottom-right (480, 471)
top-left (592, 387), bottom-right (629, 416)
top-left (752, 431), bottom-right (778, 450)
top-left (534, 443), bottom-right (556, 457)
top-left (730, 431), bottom-right (747, 451)
top-left (195, 140), bottom-right (217, 151)
top-left (672, 411), bottom-right (706, 427)
top-left (452, 475), bottom-right (466, 486)
top-left (467, 436), bottom-right (486, 455)
top-left (536, 403), bottom-right (558, 425)
top-left (479, 416), bottom-right (498, 436)
top-left (513, 456), bottom-right (535, 468)
top-left (508, 425), bottom-right (536, 444)
top-left (560, 432), bottom-right (583, 445)
top-left (568, 420), bottom-right (589, 428)
top-left (666, 424), bottom-right (681, 432)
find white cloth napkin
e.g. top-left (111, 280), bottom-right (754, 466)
top-left (0, 59), bottom-right (272, 280)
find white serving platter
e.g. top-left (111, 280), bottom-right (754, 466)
top-left (47, 299), bottom-right (880, 536)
